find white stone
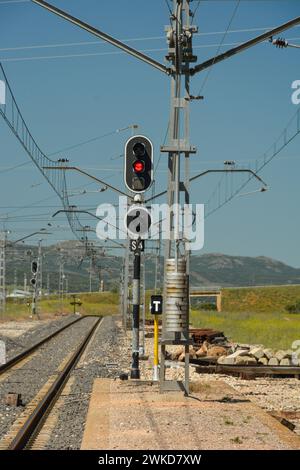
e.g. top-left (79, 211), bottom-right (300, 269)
top-left (249, 347), bottom-right (265, 359)
top-left (226, 349), bottom-right (250, 359)
top-left (263, 348), bottom-right (273, 360)
top-left (235, 355), bottom-right (257, 365)
top-left (280, 358), bottom-right (291, 366)
top-left (258, 357), bottom-right (268, 365)
top-left (275, 350), bottom-right (287, 361)
top-left (268, 357), bottom-right (279, 366)
top-left (217, 355), bottom-right (235, 365)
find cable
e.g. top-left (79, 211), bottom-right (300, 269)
top-left (3, 25), bottom-right (296, 53)
top-left (48, 126), bottom-right (134, 156)
top-left (0, 161), bottom-right (31, 175)
top-left (164, 0), bottom-right (173, 17)
top-left (0, 0), bottom-right (28, 4)
top-left (191, 1), bottom-right (201, 26)
top-left (154, 121), bottom-right (169, 177)
top-left (3, 37), bottom-right (300, 63)
top-left (205, 106), bottom-right (300, 219)
top-left (197, 0), bottom-right (241, 96)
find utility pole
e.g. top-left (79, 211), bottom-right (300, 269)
top-left (47, 273), bottom-right (50, 295)
top-left (58, 250), bottom-right (65, 314)
top-left (0, 231), bottom-right (6, 316)
top-left (154, 220), bottom-right (162, 293)
top-left (159, 0), bottom-right (197, 394)
top-left (38, 240), bottom-right (43, 295)
top-left (13, 268), bottom-right (17, 302)
top-left (89, 257), bottom-right (92, 293)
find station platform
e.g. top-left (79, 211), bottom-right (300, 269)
top-left (81, 378), bottom-right (300, 450)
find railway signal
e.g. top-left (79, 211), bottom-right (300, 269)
top-left (124, 135), bottom-right (153, 193)
top-left (30, 259), bottom-right (39, 317)
top-left (31, 260), bottom-right (38, 274)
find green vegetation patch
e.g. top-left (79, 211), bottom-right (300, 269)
top-left (190, 309), bottom-right (300, 349)
top-left (222, 285), bottom-right (300, 313)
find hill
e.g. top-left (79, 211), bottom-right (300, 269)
top-left (4, 241), bottom-right (300, 292)
top-left (190, 253), bottom-right (300, 287)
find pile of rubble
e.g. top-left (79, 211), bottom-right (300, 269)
top-left (167, 328), bottom-right (300, 367)
top-left (218, 346), bottom-right (300, 366)
top-left (168, 341), bottom-right (228, 362)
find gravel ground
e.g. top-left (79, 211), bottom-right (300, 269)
top-left (134, 328), bottom-right (300, 438)
top-left (219, 375), bottom-right (300, 435)
top-left (0, 315), bottom-right (79, 360)
top-left (38, 319), bottom-right (300, 448)
top-left (0, 316), bottom-right (97, 440)
top-left (45, 315), bottom-right (129, 450)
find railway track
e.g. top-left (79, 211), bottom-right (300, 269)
top-left (0, 316), bottom-right (101, 450)
top-left (0, 316), bottom-right (83, 376)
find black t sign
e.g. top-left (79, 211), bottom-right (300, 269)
top-left (150, 295), bottom-right (163, 315)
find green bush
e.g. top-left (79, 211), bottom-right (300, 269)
top-left (191, 300), bottom-right (217, 311)
top-left (199, 302), bottom-right (217, 311)
top-left (285, 300), bottom-right (300, 314)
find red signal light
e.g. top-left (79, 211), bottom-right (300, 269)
top-left (133, 160), bottom-right (145, 173)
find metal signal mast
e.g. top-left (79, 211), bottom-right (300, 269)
top-left (31, 0), bottom-right (300, 394)
top-left (0, 232), bottom-right (7, 316)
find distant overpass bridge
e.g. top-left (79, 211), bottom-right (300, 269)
top-left (190, 287), bottom-right (222, 312)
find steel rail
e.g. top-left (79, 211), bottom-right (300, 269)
top-left (6, 317), bottom-right (101, 450)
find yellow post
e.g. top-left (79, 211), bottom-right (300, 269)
top-left (153, 314), bottom-right (159, 381)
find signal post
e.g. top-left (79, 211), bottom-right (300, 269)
top-left (30, 260), bottom-right (39, 318)
top-left (124, 136), bottom-right (153, 380)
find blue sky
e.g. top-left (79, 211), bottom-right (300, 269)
top-left (0, 0), bottom-right (300, 267)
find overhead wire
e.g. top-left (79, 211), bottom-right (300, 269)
top-left (197, 0), bottom-right (241, 96)
top-left (191, 0), bottom-right (201, 26)
top-left (0, 160), bottom-right (32, 174)
top-left (204, 106), bottom-right (300, 218)
top-left (2, 25), bottom-right (299, 53)
top-left (164, 0), bottom-right (173, 17)
top-left (48, 126), bottom-right (135, 157)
